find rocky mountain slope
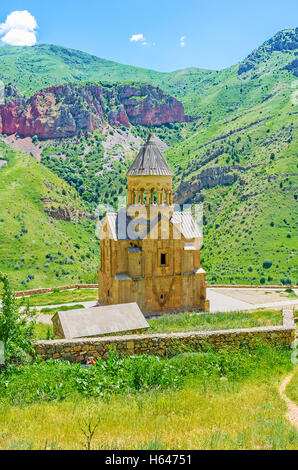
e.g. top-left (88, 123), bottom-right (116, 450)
top-left (165, 29), bottom-right (298, 285)
top-left (238, 28), bottom-right (298, 75)
top-left (0, 29), bottom-right (296, 118)
top-left (0, 82), bottom-right (189, 139)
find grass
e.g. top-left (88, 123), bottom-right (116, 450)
top-left (0, 143), bottom-right (100, 291)
top-left (279, 288), bottom-right (298, 299)
top-left (147, 309), bottom-right (283, 333)
top-left (286, 367), bottom-right (298, 405)
top-left (0, 345), bottom-right (297, 449)
top-left (31, 308), bottom-right (283, 341)
top-left (34, 323), bottom-right (54, 340)
top-left (22, 288), bottom-right (97, 307)
top-left (39, 304), bottom-right (85, 313)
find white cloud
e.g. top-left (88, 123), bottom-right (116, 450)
top-left (130, 33), bottom-right (145, 43)
top-left (0, 10), bottom-right (38, 46)
top-left (130, 34), bottom-right (155, 47)
top-left (180, 35), bottom-right (186, 47)
top-left (1, 29), bottom-right (37, 46)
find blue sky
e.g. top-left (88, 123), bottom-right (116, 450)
top-left (0, 0), bottom-right (297, 72)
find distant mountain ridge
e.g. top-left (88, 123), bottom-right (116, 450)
top-left (0, 29), bottom-right (296, 102)
top-left (238, 28), bottom-right (298, 75)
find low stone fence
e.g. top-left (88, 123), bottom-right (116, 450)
top-left (33, 308), bottom-right (296, 363)
top-left (15, 284), bottom-right (98, 297)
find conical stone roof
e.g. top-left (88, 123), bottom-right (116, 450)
top-left (127, 135), bottom-right (174, 176)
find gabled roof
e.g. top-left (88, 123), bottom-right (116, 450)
top-left (127, 135), bottom-right (174, 176)
top-left (102, 210), bottom-right (202, 241)
top-left (53, 303), bottom-right (149, 339)
top-left (171, 211), bottom-right (202, 239)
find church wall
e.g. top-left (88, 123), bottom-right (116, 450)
top-left (98, 229), bottom-right (209, 313)
top-left (183, 251), bottom-right (194, 273)
top-left (116, 242), bottom-right (129, 274)
top-left (107, 273), bottom-right (208, 314)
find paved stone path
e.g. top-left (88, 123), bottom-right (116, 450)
top-left (279, 373), bottom-right (298, 431)
top-left (207, 288), bottom-right (252, 312)
top-left (207, 288), bottom-right (298, 313)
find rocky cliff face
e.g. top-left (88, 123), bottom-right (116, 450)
top-left (175, 166), bottom-right (243, 204)
top-left (0, 83), bottom-right (190, 139)
top-left (40, 197), bottom-right (93, 222)
top-left (175, 163), bottom-right (264, 204)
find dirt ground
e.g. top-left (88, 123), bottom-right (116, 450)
top-left (212, 288), bottom-right (296, 305)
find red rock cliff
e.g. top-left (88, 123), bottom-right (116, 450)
top-left (0, 83), bottom-right (191, 138)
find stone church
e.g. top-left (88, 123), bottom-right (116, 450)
top-left (98, 133), bottom-right (209, 314)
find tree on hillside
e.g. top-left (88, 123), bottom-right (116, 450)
top-left (0, 273), bottom-right (36, 367)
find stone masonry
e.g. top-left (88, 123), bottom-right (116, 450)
top-left (33, 308), bottom-right (296, 363)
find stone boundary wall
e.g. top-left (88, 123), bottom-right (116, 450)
top-left (15, 284), bottom-right (98, 297)
top-left (15, 283), bottom-right (297, 298)
top-left (33, 308), bottom-right (296, 363)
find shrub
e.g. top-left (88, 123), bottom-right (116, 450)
top-left (285, 288), bottom-right (294, 294)
top-left (260, 277), bottom-right (266, 284)
top-left (263, 260), bottom-right (272, 269)
top-left (0, 273), bottom-right (36, 366)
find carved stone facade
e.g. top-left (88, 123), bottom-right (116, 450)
top-left (98, 134), bottom-right (209, 314)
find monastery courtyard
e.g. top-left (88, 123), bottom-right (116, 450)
top-left (26, 287), bottom-right (298, 325)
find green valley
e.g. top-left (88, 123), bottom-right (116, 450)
top-left (0, 28), bottom-right (297, 287)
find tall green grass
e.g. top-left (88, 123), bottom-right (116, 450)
top-left (0, 345), bottom-right (293, 406)
top-left (148, 309), bottom-right (282, 333)
top-left (0, 345), bottom-right (297, 449)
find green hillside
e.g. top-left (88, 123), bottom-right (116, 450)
top-left (0, 28), bottom-right (297, 286)
top-left (166, 33), bottom-right (298, 285)
top-left (0, 141), bottom-right (99, 290)
top-left (0, 29), bottom-right (296, 118)
top-left (0, 43), bottom-right (214, 115)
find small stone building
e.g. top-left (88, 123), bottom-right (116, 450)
top-left (98, 133), bottom-right (209, 314)
top-left (52, 302), bottom-right (149, 339)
